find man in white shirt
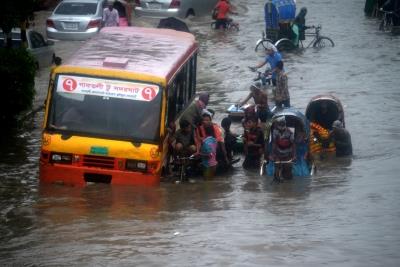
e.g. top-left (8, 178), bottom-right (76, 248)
top-left (103, 4), bottom-right (119, 27)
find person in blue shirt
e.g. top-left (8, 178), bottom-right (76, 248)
top-left (251, 42), bottom-right (283, 86)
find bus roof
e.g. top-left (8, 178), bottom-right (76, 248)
top-left (64, 27), bottom-right (198, 82)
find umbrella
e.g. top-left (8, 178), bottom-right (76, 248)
top-left (157, 17), bottom-right (190, 33)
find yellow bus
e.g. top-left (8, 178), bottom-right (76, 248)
top-left (40, 27), bottom-right (198, 186)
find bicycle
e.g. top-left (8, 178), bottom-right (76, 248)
top-left (271, 159), bottom-right (294, 184)
top-left (211, 19), bottom-right (239, 31)
top-left (248, 66), bottom-right (272, 86)
top-left (173, 154), bottom-right (197, 183)
top-left (378, 8), bottom-right (396, 32)
top-left (255, 24), bottom-right (334, 53)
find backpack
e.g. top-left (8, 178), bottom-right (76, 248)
top-left (212, 8), bottom-right (218, 20)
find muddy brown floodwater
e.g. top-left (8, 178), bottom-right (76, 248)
top-left (1, 0), bottom-right (400, 266)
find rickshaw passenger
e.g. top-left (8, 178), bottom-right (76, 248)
top-left (252, 43), bottom-right (283, 86)
top-left (329, 120), bottom-right (353, 157)
top-left (270, 116), bottom-right (296, 179)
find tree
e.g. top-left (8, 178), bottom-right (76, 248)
top-left (0, 0), bottom-right (37, 125)
top-left (1, 0), bottom-right (37, 47)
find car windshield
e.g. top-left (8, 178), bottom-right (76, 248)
top-left (54, 2), bottom-right (98, 15)
top-left (48, 74), bottom-right (162, 142)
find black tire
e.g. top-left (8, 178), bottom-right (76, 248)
top-left (255, 39), bottom-right (275, 53)
top-left (275, 39), bottom-right (296, 52)
top-left (313, 36), bottom-right (335, 48)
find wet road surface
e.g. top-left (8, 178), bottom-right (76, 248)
top-left (1, 0), bottom-right (400, 266)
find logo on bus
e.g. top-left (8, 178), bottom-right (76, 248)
top-left (142, 87), bottom-right (157, 101)
top-left (63, 78), bottom-right (77, 92)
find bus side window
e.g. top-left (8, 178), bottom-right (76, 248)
top-left (166, 83), bottom-right (177, 129)
top-left (176, 72), bottom-right (184, 113)
top-left (189, 54), bottom-right (197, 100)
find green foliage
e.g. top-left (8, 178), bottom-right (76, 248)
top-left (0, 48), bottom-right (36, 124)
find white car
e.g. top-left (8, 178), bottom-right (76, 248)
top-left (0, 28), bottom-right (55, 69)
top-left (46, 0), bottom-right (106, 40)
top-left (134, 0), bottom-right (218, 18)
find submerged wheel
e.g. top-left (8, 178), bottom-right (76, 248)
top-left (313, 36), bottom-right (335, 48)
top-left (275, 39), bottom-right (296, 52)
top-left (255, 39), bottom-right (275, 53)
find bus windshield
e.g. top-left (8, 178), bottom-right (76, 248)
top-left (48, 74), bottom-right (162, 142)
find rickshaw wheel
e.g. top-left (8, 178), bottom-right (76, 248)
top-left (313, 37), bottom-right (335, 48)
top-left (276, 39), bottom-right (296, 52)
top-left (255, 39), bottom-right (275, 53)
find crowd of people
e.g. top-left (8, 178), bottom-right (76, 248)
top-left (165, 3), bottom-right (353, 181)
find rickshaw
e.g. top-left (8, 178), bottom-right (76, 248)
top-left (305, 95), bottom-right (345, 158)
top-left (256, 1), bottom-right (334, 52)
top-left (263, 108), bottom-right (315, 179)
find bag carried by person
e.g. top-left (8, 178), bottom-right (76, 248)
top-left (212, 8), bottom-right (218, 20)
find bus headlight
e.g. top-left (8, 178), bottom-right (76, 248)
top-left (50, 153), bottom-right (72, 164)
top-left (126, 160), bottom-right (147, 172)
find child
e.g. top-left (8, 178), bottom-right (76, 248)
top-left (200, 126), bottom-right (218, 178)
top-left (221, 117), bottom-right (238, 161)
top-left (242, 116), bottom-right (265, 170)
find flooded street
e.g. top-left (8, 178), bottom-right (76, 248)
top-left (1, 0), bottom-right (400, 265)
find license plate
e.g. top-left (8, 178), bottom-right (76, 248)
top-left (147, 3), bottom-right (162, 9)
top-left (63, 22), bottom-right (78, 30)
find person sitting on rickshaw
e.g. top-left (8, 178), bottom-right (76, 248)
top-left (213, 0), bottom-right (238, 30)
top-left (329, 120), bottom-right (353, 157)
top-left (291, 7), bottom-right (310, 47)
top-left (270, 116), bottom-right (296, 179)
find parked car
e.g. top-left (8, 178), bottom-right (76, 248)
top-left (46, 0), bottom-right (106, 40)
top-left (0, 28), bottom-right (55, 69)
top-left (134, 0), bottom-right (218, 18)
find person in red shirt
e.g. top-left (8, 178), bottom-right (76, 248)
top-left (213, 0), bottom-right (237, 29)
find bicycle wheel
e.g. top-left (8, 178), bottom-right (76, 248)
top-left (275, 39), bottom-right (296, 52)
top-left (313, 36), bottom-right (335, 48)
top-left (255, 39), bottom-right (275, 53)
